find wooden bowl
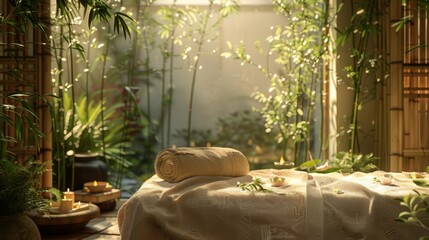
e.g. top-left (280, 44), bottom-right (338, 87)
top-left (83, 181), bottom-right (111, 193)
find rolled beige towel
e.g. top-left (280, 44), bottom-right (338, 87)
top-left (154, 147), bottom-right (249, 182)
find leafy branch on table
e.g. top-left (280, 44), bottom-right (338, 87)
top-left (237, 178), bottom-right (273, 193)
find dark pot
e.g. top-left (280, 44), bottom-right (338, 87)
top-left (66, 153), bottom-right (108, 191)
top-left (0, 214), bottom-right (41, 240)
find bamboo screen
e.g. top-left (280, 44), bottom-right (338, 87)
top-left (402, 0), bottom-right (429, 171)
top-left (0, 1), bottom-right (41, 162)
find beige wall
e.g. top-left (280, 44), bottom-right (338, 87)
top-left (147, 4), bottom-right (286, 146)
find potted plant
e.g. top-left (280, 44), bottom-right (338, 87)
top-left (60, 93), bottom-right (129, 191)
top-left (0, 1), bottom-right (129, 236)
top-left (0, 93), bottom-right (60, 240)
top-left (0, 159), bottom-right (48, 240)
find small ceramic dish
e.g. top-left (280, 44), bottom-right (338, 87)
top-left (269, 176), bottom-right (288, 187)
top-left (379, 175), bottom-right (395, 185)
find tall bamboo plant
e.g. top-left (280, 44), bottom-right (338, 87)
top-left (156, 0), bottom-right (185, 148)
top-left (111, 0), bottom-right (159, 180)
top-left (115, 1), bottom-right (239, 152)
top-left (184, 0), bottom-right (239, 146)
top-left (108, 0), bottom-right (171, 180)
top-left (50, 0), bottom-right (133, 191)
top-left (336, 0), bottom-right (382, 160)
top-left (222, 0), bottom-right (332, 166)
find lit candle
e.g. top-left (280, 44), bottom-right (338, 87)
top-left (269, 176), bottom-right (287, 187)
top-left (84, 180), bottom-right (107, 193)
top-left (59, 196), bottom-right (73, 213)
top-left (274, 156), bottom-right (294, 169)
top-left (63, 188), bottom-right (75, 205)
top-left (279, 156), bottom-right (285, 165)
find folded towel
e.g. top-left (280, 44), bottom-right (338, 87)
top-left (154, 147), bottom-right (249, 182)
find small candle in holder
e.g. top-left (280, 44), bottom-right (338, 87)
top-left (84, 180), bottom-right (108, 193)
top-left (274, 156), bottom-right (294, 169)
top-left (269, 176), bottom-right (288, 187)
top-left (59, 196), bottom-right (73, 213)
top-left (63, 188), bottom-right (75, 204)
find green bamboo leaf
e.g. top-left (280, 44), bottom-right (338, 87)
top-left (413, 179), bottom-right (429, 187)
top-left (298, 159), bottom-right (320, 169)
top-left (398, 212), bottom-right (411, 218)
top-left (88, 8), bottom-right (94, 28)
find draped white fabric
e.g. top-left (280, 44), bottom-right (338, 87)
top-left (118, 169), bottom-right (429, 240)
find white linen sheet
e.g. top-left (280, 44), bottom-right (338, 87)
top-left (118, 169), bottom-right (429, 240)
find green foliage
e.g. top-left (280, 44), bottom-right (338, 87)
top-left (223, 0), bottom-right (333, 165)
top-left (393, 0), bottom-right (429, 32)
top-left (396, 191), bottom-right (429, 238)
top-left (184, 0), bottom-right (239, 146)
top-left (52, 92), bottom-right (134, 190)
top-left (328, 151), bottom-right (377, 173)
top-left (215, 110), bottom-right (278, 154)
top-left (336, 0), bottom-right (383, 157)
top-left (173, 110), bottom-right (279, 159)
top-left (50, 0), bottom-right (136, 190)
top-left (0, 93), bottom-right (59, 216)
top-left (0, 1), bottom-right (46, 82)
top-left (0, 1), bottom-right (63, 216)
top-left (296, 159), bottom-right (339, 173)
top-left (61, 93), bottom-right (132, 158)
top-left (237, 178), bottom-right (273, 193)
top-left (0, 159), bottom-right (46, 216)
top-left (296, 159), bottom-right (320, 172)
top-left (296, 151), bottom-right (377, 173)
top-left (1, 0), bottom-right (44, 34)
top-left (173, 128), bottom-right (214, 147)
top-left (413, 180), bottom-right (429, 187)
top-left (0, 93), bottom-right (47, 160)
top-left (55, 0), bottom-right (134, 39)
top-left (107, 0), bottom-right (241, 178)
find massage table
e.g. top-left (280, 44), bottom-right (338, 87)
top-left (117, 148), bottom-right (429, 239)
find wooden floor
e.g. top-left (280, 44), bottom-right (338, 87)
top-left (40, 199), bottom-right (125, 240)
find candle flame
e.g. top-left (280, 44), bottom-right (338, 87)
top-left (94, 180), bottom-right (98, 186)
top-left (279, 156), bottom-right (285, 164)
top-left (106, 182), bottom-right (110, 187)
top-left (67, 188), bottom-right (70, 192)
